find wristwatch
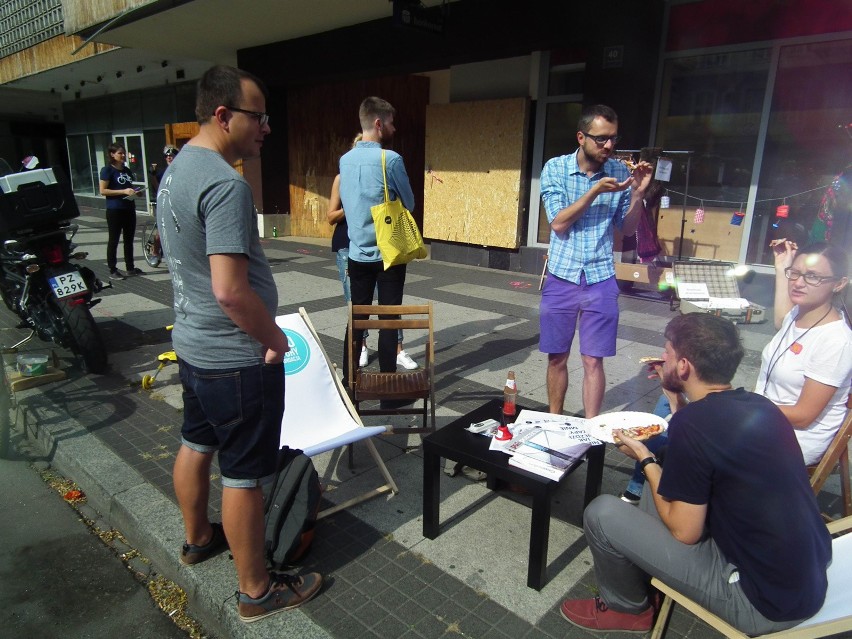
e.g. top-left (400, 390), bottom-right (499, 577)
top-left (640, 456), bottom-right (660, 472)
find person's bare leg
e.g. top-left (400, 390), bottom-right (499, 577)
top-left (546, 352), bottom-right (570, 414)
top-left (173, 445), bottom-right (214, 545)
top-left (223, 485), bottom-right (271, 599)
top-left (581, 354), bottom-right (605, 418)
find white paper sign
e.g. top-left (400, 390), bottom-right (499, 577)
top-left (676, 282), bottom-right (710, 300)
top-left (655, 158), bottom-right (673, 182)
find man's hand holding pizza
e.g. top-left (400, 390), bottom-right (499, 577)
top-left (612, 429), bottom-right (651, 462)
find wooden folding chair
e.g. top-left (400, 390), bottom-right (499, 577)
top-left (650, 516), bottom-right (852, 639)
top-left (808, 397), bottom-right (852, 519)
top-left (347, 303), bottom-right (436, 435)
top-left (276, 308), bottom-right (399, 519)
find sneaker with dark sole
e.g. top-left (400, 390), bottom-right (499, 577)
top-left (109, 269), bottom-right (126, 281)
top-left (238, 572), bottom-right (323, 622)
top-left (560, 597), bottom-right (653, 633)
top-left (180, 522), bottom-right (228, 565)
top-left (620, 490), bottom-right (641, 505)
top-left (126, 267), bottom-right (145, 276)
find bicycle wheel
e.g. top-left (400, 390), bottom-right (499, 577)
top-left (141, 222), bottom-right (162, 267)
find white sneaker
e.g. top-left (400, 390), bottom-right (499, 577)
top-left (396, 350), bottom-right (417, 370)
top-left (359, 346), bottom-right (368, 367)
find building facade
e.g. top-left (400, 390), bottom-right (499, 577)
top-left (1, 0), bottom-right (850, 273)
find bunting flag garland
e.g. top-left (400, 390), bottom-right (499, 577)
top-left (730, 204), bottom-right (746, 226)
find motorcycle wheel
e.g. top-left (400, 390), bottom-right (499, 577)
top-left (52, 299), bottom-right (108, 374)
top-left (141, 222), bottom-right (162, 268)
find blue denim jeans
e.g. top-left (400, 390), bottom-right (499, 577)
top-left (178, 359), bottom-right (284, 488)
top-left (625, 394), bottom-right (671, 496)
top-left (336, 248), bottom-right (351, 302)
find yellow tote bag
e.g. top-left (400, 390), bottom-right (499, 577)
top-left (370, 150), bottom-right (427, 270)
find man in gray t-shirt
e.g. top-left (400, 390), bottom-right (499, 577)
top-left (157, 65), bottom-right (321, 622)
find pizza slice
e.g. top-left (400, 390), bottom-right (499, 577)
top-left (639, 356), bottom-right (664, 365)
top-left (613, 424), bottom-right (665, 442)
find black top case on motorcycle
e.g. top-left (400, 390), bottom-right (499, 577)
top-left (0, 167), bottom-right (79, 240)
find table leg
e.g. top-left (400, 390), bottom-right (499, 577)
top-left (423, 447), bottom-right (441, 539)
top-left (583, 444), bottom-right (605, 507)
top-left (528, 487), bottom-right (550, 590)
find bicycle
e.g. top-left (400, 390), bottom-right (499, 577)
top-left (140, 220), bottom-right (162, 268)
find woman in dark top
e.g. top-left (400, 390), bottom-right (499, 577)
top-left (99, 143), bottom-right (143, 280)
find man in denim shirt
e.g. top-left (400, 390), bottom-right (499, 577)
top-left (539, 105), bottom-right (653, 417)
top-left (339, 97), bottom-right (416, 381)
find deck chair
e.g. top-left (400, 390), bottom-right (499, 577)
top-left (650, 516), bottom-right (852, 639)
top-left (808, 399), bottom-right (852, 519)
top-left (275, 308), bottom-right (399, 519)
top-left (347, 303), bottom-right (435, 435)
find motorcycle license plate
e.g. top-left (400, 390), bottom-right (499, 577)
top-left (49, 271), bottom-right (89, 298)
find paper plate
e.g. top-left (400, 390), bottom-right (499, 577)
top-left (585, 411), bottom-right (668, 444)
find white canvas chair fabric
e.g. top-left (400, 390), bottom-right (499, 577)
top-left (275, 308), bottom-right (399, 517)
top-left (651, 515), bottom-right (852, 639)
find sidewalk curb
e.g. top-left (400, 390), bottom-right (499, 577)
top-left (16, 388), bottom-right (331, 639)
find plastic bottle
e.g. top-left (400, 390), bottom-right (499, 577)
top-left (272, 225), bottom-right (278, 238)
top-left (503, 370), bottom-right (517, 418)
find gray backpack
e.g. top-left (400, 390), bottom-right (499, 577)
top-left (263, 447), bottom-right (321, 568)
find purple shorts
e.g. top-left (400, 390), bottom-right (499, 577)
top-left (539, 273), bottom-right (619, 357)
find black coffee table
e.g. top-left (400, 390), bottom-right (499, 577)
top-left (422, 399), bottom-right (605, 590)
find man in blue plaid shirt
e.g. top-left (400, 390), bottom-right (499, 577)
top-left (539, 105), bottom-right (653, 417)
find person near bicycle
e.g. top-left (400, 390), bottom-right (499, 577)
top-left (99, 142), bottom-right (144, 280)
top-left (151, 145), bottom-right (178, 192)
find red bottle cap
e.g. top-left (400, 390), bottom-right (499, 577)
top-left (495, 425), bottom-right (513, 441)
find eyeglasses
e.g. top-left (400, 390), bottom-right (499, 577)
top-left (783, 268), bottom-right (838, 286)
top-left (582, 132), bottom-right (621, 146)
top-left (225, 106), bottom-right (269, 127)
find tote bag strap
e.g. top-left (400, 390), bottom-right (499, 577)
top-left (381, 150), bottom-right (390, 204)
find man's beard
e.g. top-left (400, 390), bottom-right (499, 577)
top-left (661, 366), bottom-right (684, 394)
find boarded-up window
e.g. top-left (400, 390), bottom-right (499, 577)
top-left (423, 98), bottom-right (529, 249)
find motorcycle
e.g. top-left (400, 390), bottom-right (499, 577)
top-left (0, 156), bottom-right (108, 374)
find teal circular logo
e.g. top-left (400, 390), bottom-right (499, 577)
top-left (282, 328), bottom-right (310, 375)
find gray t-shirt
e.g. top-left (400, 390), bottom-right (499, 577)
top-left (156, 145), bottom-right (278, 369)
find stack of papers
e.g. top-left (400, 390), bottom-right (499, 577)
top-left (507, 428), bottom-right (596, 480)
top-left (486, 410), bottom-right (603, 480)
top-left (476, 409), bottom-right (667, 480)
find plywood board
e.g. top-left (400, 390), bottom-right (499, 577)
top-left (286, 77), bottom-right (429, 240)
top-left (423, 98), bottom-right (529, 249)
top-left (657, 206), bottom-right (744, 262)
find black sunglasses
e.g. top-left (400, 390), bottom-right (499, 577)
top-left (225, 106), bottom-right (269, 127)
top-left (582, 132), bottom-right (621, 146)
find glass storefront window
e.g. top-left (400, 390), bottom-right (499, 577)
top-left (548, 65), bottom-right (584, 97)
top-left (66, 135), bottom-right (93, 195)
top-left (747, 39), bottom-right (852, 264)
top-left (655, 49), bottom-right (771, 255)
top-left (67, 133), bottom-right (113, 196)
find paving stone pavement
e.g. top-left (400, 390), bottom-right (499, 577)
top-left (2, 207), bottom-right (847, 639)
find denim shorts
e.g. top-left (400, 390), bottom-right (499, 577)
top-left (539, 273), bottom-right (619, 357)
top-left (178, 359), bottom-right (284, 488)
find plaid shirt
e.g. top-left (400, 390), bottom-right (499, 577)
top-left (540, 150), bottom-right (631, 284)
